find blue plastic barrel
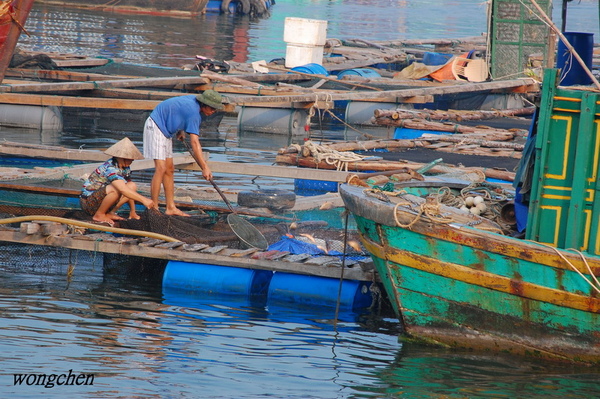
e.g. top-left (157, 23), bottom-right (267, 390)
top-left (294, 178), bottom-right (338, 196)
top-left (267, 272), bottom-right (373, 310)
top-left (163, 261), bottom-right (273, 296)
top-left (556, 32), bottom-right (594, 86)
top-left (291, 63), bottom-right (329, 76)
top-left (393, 127), bottom-right (448, 139)
top-left (422, 52), bottom-right (454, 66)
top-left (337, 68), bottom-right (381, 79)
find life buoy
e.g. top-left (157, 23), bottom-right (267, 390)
top-left (237, 189), bottom-right (296, 211)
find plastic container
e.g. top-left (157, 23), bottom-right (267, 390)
top-left (267, 272), bottom-right (374, 310)
top-left (337, 68), bottom-right (381, 79)
top-left (294, 178), bottom-right (338, 196)
top-left (283, 17), bottom-right (327, 46)
top-left (556, 32), bottom-right (594, 86)
top-left (162, 261), bottom-right (273, 296)
top-left (393, 127), bottom-right (447, 140)
top-left (285, 44), bottom-right (325, 68)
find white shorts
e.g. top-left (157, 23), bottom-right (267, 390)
top-left (143, 117), bottom-right (172, 160)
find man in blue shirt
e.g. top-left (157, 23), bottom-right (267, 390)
top-left (143, 90), bottom-right (224, 216)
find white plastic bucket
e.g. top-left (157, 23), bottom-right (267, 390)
top-left (283, 17), bottom-right (327, 46)
top-left (285, 44), bottom-right (324, 68)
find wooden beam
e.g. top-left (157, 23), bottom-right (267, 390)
top-left (206, 161), bottom-right (352, 182)
top-left (231, 78), bottom-right (539, 105)
top-left (0, 76), bottom-right (209, 93)
top-left (0, 92), bottom-right (161, 110)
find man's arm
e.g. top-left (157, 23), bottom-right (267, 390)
top-left (189, 133), bottom-right (213, 181)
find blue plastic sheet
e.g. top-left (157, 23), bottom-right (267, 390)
top-left (268, 236), bottom-right (325, 255)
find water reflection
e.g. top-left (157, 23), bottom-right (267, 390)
top-left (1, 243), bottom-right (599, 397)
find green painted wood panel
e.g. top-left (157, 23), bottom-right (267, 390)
top-left (527, 70), bottom-right (600, 253)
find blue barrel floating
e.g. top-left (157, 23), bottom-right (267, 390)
top-left (267, 272), bottom-right (373, 310)
top-left (337, 68), bottom-right (381, 79)
top-left (556, 32), bottom-right (594, 86)
top-left (163, 261), bottom-right (273, 296)
top-left (393, 127), bottom-right (448, 140)
top-left (291, 63), bottom-right (329, 76)
top-left (294, 178), bottom-right (339, 196)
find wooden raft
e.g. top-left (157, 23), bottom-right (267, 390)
top-left (0, 224), bottom-right (376, 282)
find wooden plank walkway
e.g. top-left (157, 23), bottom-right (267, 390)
top-left (0, 226), bottom-right (376, 282)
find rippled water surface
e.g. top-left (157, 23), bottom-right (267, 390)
top-left (2, 1), bottom-right (600, 397)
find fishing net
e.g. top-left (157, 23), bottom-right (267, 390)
top-left (0, 167), bottom-right (369, 256)
top-left (119, 208), bottom-right (240, 246)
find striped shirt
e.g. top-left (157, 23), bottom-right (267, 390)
top-left (81, 158), bottom-right (131, 198)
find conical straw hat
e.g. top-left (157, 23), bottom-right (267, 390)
top-left (104, 137), bottom-right (144, 160)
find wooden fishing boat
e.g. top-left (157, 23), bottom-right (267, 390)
top-left (0, 0), bottom-right (35, 83)
top-left (339, 69), bottom-right (600, 365)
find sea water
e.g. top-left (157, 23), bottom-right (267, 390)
top-left (2, 1), bottom-right (600, 397)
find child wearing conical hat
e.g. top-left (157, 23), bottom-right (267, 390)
top-left (80, 137), bottom-right (155, 226)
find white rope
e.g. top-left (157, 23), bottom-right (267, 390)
top-left (303, 140), bottom-right (368, 171)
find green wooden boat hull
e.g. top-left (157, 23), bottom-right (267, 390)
top-left (339, 182), bottom-right (600, 365)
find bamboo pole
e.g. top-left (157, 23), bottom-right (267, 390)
top-left (528, 0), bottom-right (600, 90)
top-left (374, 118), bottom-right (519, 139)
top-left (231, 78), bottom-right (538, 105)
top-left (275, 153), bottom-right (516, 181)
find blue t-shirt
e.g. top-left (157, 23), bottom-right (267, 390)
top-left (149, 95), bottom-right (203, 138)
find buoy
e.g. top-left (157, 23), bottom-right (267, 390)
top-left (345, 101), bottom-right (398, 125)
top-left (0, 104), bottom-right (62, 132)
top-left (163, 261), bottom-right (273, 296)
top-left (267, 272), bottom-right (374, 310)
top-left (237, 189), bottom-right (296, 211)
top-left (237, 106), bottom-right (309, 135)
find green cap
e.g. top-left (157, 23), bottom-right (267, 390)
top-left (196, 89), bottom-right (224, 110)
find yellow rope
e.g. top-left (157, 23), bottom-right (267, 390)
top-left (0, 215), bottom-right (180, 242)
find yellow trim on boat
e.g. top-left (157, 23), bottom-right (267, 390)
top-left (545, 115), bottom-right (571, 180)
top-left (361, 236), bottom-right (600, 314)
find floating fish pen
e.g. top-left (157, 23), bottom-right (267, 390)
top-left (0, 148), bottom-right (383, 312)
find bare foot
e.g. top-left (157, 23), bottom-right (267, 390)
top-left (165, 207), bottom-right (190, 217)
top-left (92, 215), bottom-right (115, 226)
top-left (129, 213), bottom-right (141, 220)
top-left (108, 212), bottom-right (125, 221)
